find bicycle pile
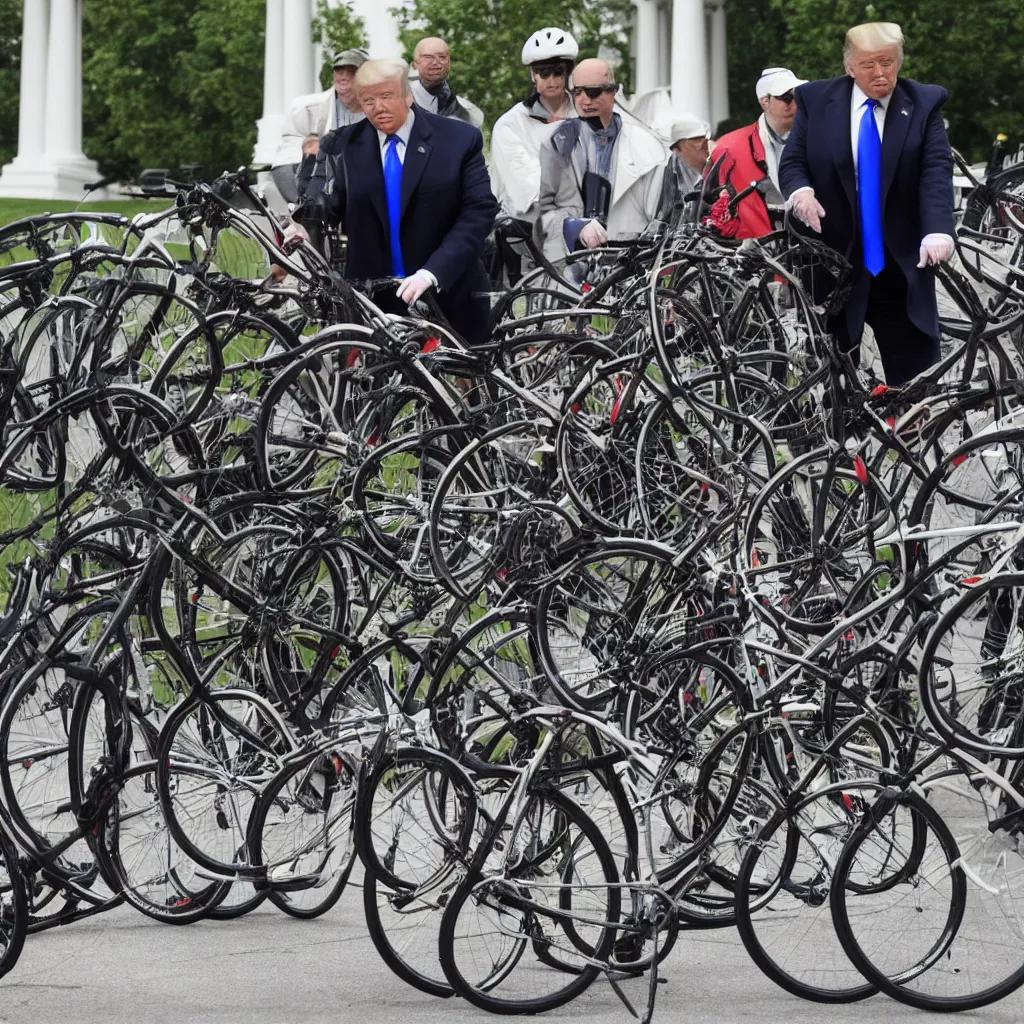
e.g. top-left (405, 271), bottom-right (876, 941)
top-left (0, 168), bottom-right (1023, 1018)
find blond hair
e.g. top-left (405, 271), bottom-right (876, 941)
top-left (355, 58), bottom-right (411, 94)
top-left (844, 22), bottom-right (905, 63)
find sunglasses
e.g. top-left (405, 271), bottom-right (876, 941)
top-left (534, 66), bottom-right (566, 80)
top-left (772, 91), bottom-right (795, 104)
top-left (572, 84), bottom-right (617, 99)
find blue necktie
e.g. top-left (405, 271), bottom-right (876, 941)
top-left (857, 98), bottom-right (884, 276)
top-left (383, 135), bottom-right (405, 277)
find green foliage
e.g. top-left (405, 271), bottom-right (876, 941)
top-left (314, 0), bottom-right (368, 89)
top-left (82, 0), bottom-right (266, 180)
top-left (723, 0), bottom-right (1024, 160)
top-left (393, 0), bottom-right (636, 128)
top-left (0, 0), bottom-right (22, 169)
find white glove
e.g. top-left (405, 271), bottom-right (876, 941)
top-left (396, 269), bottom-right (436, 305)
top-left (282, 221), bottom-right (309, 246)
top-left (917, 233), bottom-right (954, 268)
top-left (790, 188), bottom-right (826, 233)
top-left (579, 219), bottom-right (609, 248)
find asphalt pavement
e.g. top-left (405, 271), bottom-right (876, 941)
top-left (3, 874), bottom-right (1022, 1024)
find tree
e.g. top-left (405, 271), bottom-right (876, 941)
top-left (392, 0), bottom-right (635, 129)
top-left (314, 0), bottom-right (368, 89)
top-left (723, 0), bottom-right (1024, 160)
top-left (0, 0), bottom-right (22, 169)
top-left (82, 0), bottom-right (266, 180)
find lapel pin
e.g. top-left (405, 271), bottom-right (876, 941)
top-left (418, 145), bottom-right (426, 153)
top-left (901, 108), bottom-right (908, 116)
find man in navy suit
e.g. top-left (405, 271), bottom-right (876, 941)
top-left (299, 58), bottom-right (497, 345)
top-left (779, 22), bottom-right (955, 385)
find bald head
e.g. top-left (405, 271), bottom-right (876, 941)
top-left (414, 36), bottom-right (451, 88)
top-left (573, 58), bottom-right (614, 88)
top-left (571, 58), bottom-right (616, 127)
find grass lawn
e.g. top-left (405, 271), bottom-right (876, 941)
top-left (0, 196), bottom-right (171, 227)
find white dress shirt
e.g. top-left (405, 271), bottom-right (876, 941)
top-left (374, 110), bottom-right (439, 289)
top-left (851, 83), bottom-right (889, 180)
top-left (376, 109), bottom-right (415, 165)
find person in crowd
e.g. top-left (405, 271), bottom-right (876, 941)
top-left (491, 28), bottom-right (579, 223)
top-left (703, 66), bottom-right (806, 238)
top-left (536, 58), bottom-right (667, 263)
top-left (272, 48), bottom-right (368, 204)
top-left (656, 113), bottom-right (711, 226)
top-left (295, 59), bottom-right (497, 345)
top-left (780, 22), bottom-right (955, 385)
top-left (409, 37), bottom-right (484, 129)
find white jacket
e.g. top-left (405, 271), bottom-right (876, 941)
top-left (273, 87), bottom-right (364, 167)
top-left (409, 75), bottom-right (485, 129)
top-left (537, 116), bottom-right (668, 262)
top-left (490, 94), bottom-right (575, 220)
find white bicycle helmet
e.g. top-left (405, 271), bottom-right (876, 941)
top-left (521, 28), bottom-right (579, 68)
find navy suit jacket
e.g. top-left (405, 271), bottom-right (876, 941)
top-left (778, 76), bottom-right (955, 340)
top-left (319, 106), bottom-right (497, 344)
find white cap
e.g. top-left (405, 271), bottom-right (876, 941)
top-left (755, 67), bottom-right (807, 99)
top-left (669, 114), bottom-right (711, 145)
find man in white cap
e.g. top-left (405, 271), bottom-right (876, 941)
top-left (273, 48), bottom-right (369, 204)
top-left (657, 113), bottom-right (711, 226)
top-left (703, 66), bottom-right (806, 238)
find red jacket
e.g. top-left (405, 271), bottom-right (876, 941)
top-left (703, 120), bottom-right (773, 239)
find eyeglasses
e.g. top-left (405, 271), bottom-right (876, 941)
top-left (772, 91), bottom-right (795, 104)
top-left (572, 85), bottom-right (617, 99)
top-left (533, 67), bottom-right (566, 80)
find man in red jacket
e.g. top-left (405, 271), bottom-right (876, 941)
top-left (703, 67), bottom-right (806, 238)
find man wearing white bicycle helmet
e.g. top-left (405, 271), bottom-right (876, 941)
top-left (490, 28), bottom-right (579, 222)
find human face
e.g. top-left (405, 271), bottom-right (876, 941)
top-left (673, 136), bottom-right (709, 172)
top-left (414, 43), bottom-right (451, 88)
top-left (846, 44), bottom-right (901, 100)
top-left (760, 91), bottom-right (797, 135)
top-left (531, 65), bottom-right (567, 105)
top-left (358, 78), bottom-right (413, 135)
top-left (572, 69), bottom-right (616, 126)
top-left (334, 67), bottom-right (357, 106)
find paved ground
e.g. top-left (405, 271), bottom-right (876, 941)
top-left (3, 875), bottom-right (1022, 1024)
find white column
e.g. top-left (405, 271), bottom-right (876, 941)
top-left (633, 0), bottom-right (660, 97)
top-left (281, 0), bottom-right (317, 107)
top-left (254, 0), bottom-right (286, 165)
top-left (350, 0), bottom-right (402, 59)
top-left (671, 0), bottom-right (709, 121)
top-left (657, 2), bottom-right (671, 91)
top-left (1, 0), bottom-right (102, 201)
top-left (708, 0), bottom-right (730, 131)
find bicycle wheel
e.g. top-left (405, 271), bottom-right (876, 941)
top-left (438, 788), bottom-right (620, 1015)
top-left (247, 750), bottom-right (358, 919)
top-left (355, 747), bottom-right (477, 892)
top-left (97, 761), bottom-right (231, 924)
top-left (830, 789), bottom-right (988, 1012)
top-left (0, 826), bottom-right (27, 979)
top-left (364, 864), bottom-right (466, 998)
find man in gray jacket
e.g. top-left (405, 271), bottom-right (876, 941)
top-left (537, 58), bottom-right (666, 263)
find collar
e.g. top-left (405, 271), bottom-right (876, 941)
top-left (760, 113), bottom-right (789, 145)
top-left (376, 109), bottom-right (416, 149)
top-left (583, 112), bottom-right (621, 137)
top-left (525, 91), bottom-right (572, 122)
top-left (851, 82), bottom-right (892, 112)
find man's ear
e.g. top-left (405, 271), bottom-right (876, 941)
top-left (406, 93), bottom-right (414, 109)
top-left (758, 95), bottom-right (771, 114)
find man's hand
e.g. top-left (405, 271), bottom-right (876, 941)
top-left (917, 233), bottom-right (954, 268)
top-left (396, 269), bottom-right (436, 305)
top-left (790, 189), bottom-right (826, 233)
top-left (579, 219), bottom-right (609, 248)
top-left (302, 135), bottom-right (320, 157)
